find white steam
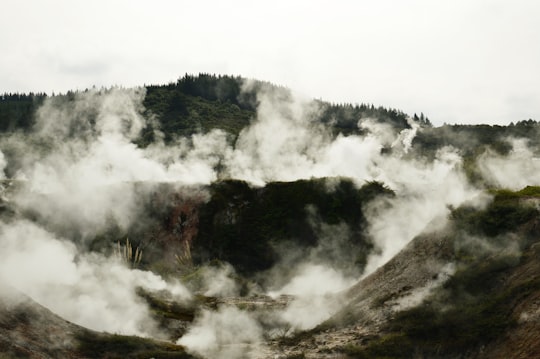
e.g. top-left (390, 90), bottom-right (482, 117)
top-left (0, 150), bottom-right (6, 180)
top-left (177, 306), bottom-right (264, 359)
top-left (223, 83), bottom-right (328, 185)
top-left (8, 88), bottom-right (225, 238)
top-left (201, 263), bottom-right (240, 298)
top-left (220, 88), bottom-right (481, 279)
top-left (2, 81), bottom-right (533, 358)
top-left (0, 85), bottom-right (478, 346)
top-left (0, 88), bottom-right (217, 338)
top-left (478, 138), bottom-right (540, 189)
top-left (393, 262), bottom-right (455, 311)
top-left (269, 264), bottom-right (353, 330)
top-left (362, 147), bottom-right (482, 275)
top-left (0, 220), bottom-right (190, 337)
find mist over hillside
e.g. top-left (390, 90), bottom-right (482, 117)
top-left (1, 74), bottom-right (539, 358)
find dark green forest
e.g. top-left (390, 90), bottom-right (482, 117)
top-left (0, 74), bottom-right (421, 139)
top-left (2, 73), bottom-right (539, 158)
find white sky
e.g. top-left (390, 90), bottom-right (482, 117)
top-left (1, 0), bottom-right (539, 126)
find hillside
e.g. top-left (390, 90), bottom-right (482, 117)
top-left (0, 74), bottom-right (415, 140)
top-left (0, 75), bottom-right (539, 358)
top-left (0, 284), bottom-right (193, 359)
top-left (270, 187), bottom-right (540, 358)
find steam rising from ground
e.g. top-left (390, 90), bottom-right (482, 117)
top-left (178, 306), bottom-right (264, 359)
top-left (201, 263), bottom-right (240, 297)
top-left (362, 147), bottom-right (481, 275)
top-left (5, 89), bottom-right (226, 238)
top-left (0, 81), bottom-right (535, 357)
top-left (393, 263), bottom-right (456, 312)
top-left (269, 264), bottom-right (353, 330)
top-left (478, 138), bottom-right (540, 189)
top-left (0, 220), bottom-right (190, 337)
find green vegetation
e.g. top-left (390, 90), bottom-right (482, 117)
top-left (318, 102), bottom-right (420, 135)
top-left (0, 74), bottom-right (433, 142)
top-left (452, 186), bottom-right (540, 238)
top-left (2, 76), bottom-right (540, 358)
top-left (1, 75), bottom-right (539, 165)
top-left (344, 187), bottom-right (540, 358)
top-left (412, 121), bottom-right (540, 158)
top-left (76, 331), bottom-right (193, 359)
top-left (193, 178), bottom-right (393, 274)
top-left (0, 93), bottom-right (45, 132)
top-left (115, 238), bottom-right (143, 268)
top-left (491, 185), bottom-right (540, 198)
top-left (136, 288), bottom-right (196, 322)
top-left (345, 255), bottom-right (540, 358)
top-left (4, 75), bottom-right (539, 190)
top-left (82, 177), bottom-right (394, 278)
top-left (142, 77), bottom-right (254, 142)
top-left (412, 122), bottom-right (540, 185)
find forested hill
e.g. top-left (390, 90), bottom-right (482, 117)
top-left (2, 73), bottom-right (539, 155)
top-left (2, 74), bottom-right (540, 359)
top-left (0, 74), bottom-right (418, 139)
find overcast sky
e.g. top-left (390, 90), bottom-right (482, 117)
top-left (1, 0), bottom-right (539, 126)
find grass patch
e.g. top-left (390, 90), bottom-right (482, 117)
top-left (489, 186), bottom-right (540, 199)
top-left (136, 288), bottom-right (196, 322)
top-left (76, 331), bottom-right (193, 359)
top-left (452, 187), bottom-right (539, 238)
